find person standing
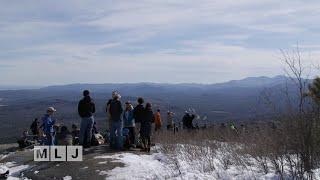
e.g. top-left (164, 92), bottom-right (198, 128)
top-left (183, 112), bottom-right (195, 130)
top-left (106, 91), bottom-right (118, 131)
top-left (154, 109), bottom-right (162, 131)
top-left (42, 107), bottom-right (57, 146)
top-left (78, 90), bottom-right (96, 148)
top-left (123, 101), bottom-right (135, 147)
top-left (140, 103), bottom-right (155, 152)
top-left (166, 111), bottom-right (174, 130)
top-left (30, 118), bottom-right (40, 139)
top-left (109, 92), bottom-right (123, 150)
top-left (133, 97), bottom-right (145, 146)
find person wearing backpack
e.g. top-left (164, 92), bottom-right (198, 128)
top-left (109, 92), bottom-right (123, 150)
top-left (78, 90), bottom-right (96, 148)
top-left (140, 103), bottom-right (155, 152)
top-left (123, 101), bottom-right (135, 147)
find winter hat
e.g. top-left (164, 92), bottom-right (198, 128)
top-left (83, 90), bottom-right (90, 96)
top-left (47, 107), bottom-right (57, 112)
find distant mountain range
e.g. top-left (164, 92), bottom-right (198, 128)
top-left (0, 75), bottom-right (308, 143)
top-left (41, 75), bottom-right (290, 91)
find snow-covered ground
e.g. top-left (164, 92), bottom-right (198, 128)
top-left (95, 153), bottom-right (280, 180)
top-left (95, 144), bottom-right (320, 180)
top-left (1, 142), bottom-right (320, 179)
top-left (1, 161), bottom-right (30, 180)
top-left (95, 153), bottom-right (170, 179)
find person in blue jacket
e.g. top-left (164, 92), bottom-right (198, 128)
top-left (41, 107), bottom-right (57, 146)
top-left (123, 101), bottom-right (135, 147)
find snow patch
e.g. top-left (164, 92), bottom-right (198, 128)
top-left (2, 161), bottom-right (30, 180)
top-left (63, 175), bottom-right (72, 180)
top-left (95, 153), bottom-right (170, 180)
top-left (98, 161), bottom-right (108, 164)
top-left (0, 154), bottom-right (8, 160)
top-left (93, 144), bottom-right (285, 180)
top-left (99, 171), bottom-right (108, 175)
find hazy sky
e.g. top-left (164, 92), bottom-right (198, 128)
top-left (1, 0), bottom-right (320, 86)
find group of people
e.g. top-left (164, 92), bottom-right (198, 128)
top-left (18, 116), bottom-right (82, 148)
top-left (77, 90), bottom-right (161, 152)
top-left (21, 90), bottom-right (198, 152)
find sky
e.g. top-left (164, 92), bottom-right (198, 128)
top-left (1, 0), bottom-right (320, 86)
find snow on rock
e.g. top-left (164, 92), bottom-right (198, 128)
top-left (95, 153), bottom-right (171, 179)
top-left (2, 161), bottom-right (30, 180)
top-left (94, 142), bottom-right (320, 180)
top-left (94, 146), bottom-right (283, 180)
top-left (0, 154), bottom-right (8, 161)
top-left (63, 175), bottom-right (72, 180)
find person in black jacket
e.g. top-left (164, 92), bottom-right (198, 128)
top-left (109, 92), bottom-right (123, 150)
top-left (140, 103), bottom-right (154, 152)
top-left (30, 118), bottom-right (40, 139)
top-left (105, 91), bottom-right (118, 131)
top-left (133, 97), bottom-right (145, 147)
top-left (78, 90), bottom-right (96, 148)
top-left (182, 111), bottom-right (195, 130)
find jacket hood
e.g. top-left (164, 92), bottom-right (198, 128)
top-left (83, 96), bottom-right (92, 102)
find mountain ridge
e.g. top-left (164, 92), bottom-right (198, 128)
top-left (39, 75), bottom-right (291, 91)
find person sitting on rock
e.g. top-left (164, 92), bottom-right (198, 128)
top-left (17, 131), bottom-right (32, 148)
top-left (56, 125), bottom-right (73, 145)
top-left (71, 124), bottom-right (80, 145)
top-left (30, 118), bottom-right (40, 140)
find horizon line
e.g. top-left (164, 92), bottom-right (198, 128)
top-left (0, 75), bottom-right (292, 90)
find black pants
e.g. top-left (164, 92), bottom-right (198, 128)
top-left (142, 136), bottom-right (151, 148)
top-left (125, 127), bottom-right (135, 145)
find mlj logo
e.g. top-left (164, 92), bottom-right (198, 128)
top-left (34, 146), bottom-right (83, 162)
